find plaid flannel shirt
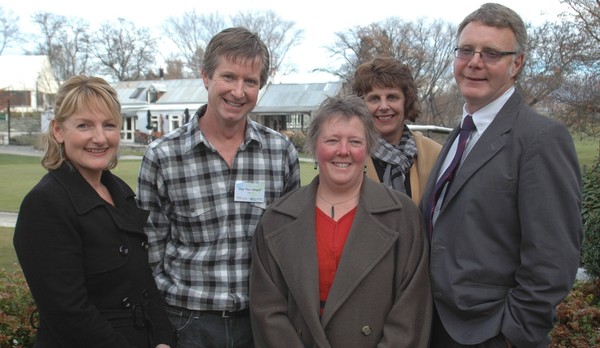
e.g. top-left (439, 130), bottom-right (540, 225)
top-left (137, 108), bottom-right (300, 311)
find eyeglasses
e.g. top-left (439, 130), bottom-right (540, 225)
top-left (454, 47), bottom-right (517, 63)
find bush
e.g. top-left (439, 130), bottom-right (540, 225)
top-left (582, 155), bottom-right (600, 280)
top-left (279, 130), bottom-right (306, 152)
top-left (8, 134), bottom-right (41, 147)
top-left (551, 280), bottom-right (600, 347)
top-left (583, 209), bottom-right (600, 279)
top-left (582, 157), bottom-right (600, 224)
top-left (289, 131), bottom-right (306, 151)
top-left (0, 268), bottom-right (36, 347)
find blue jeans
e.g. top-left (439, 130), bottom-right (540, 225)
top-left (165, 304), bottom-right (254, 348)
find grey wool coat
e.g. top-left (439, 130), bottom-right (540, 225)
top-left (250, 176), bottom-right (432, 348)
top-left (421, 90), bottom-right (582, 347)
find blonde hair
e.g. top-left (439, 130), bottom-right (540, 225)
top-left (42, 75), bottom-right (122, 170)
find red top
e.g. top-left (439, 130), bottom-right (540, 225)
top-left (315, 206), bottom-right (357, 315)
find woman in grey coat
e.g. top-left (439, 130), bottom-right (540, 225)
top-left (249, 94), bottom-right (431, 348)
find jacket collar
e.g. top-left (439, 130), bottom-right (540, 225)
top-left (265, 176), bottom-right (404, 327)
top-left (50, 162), bottom-right (147, 234)
top-left (271, 176), bottom-right (404, 218)
top-left (442, 90), bottom-right (523, 207)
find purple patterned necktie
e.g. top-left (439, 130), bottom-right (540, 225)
top-left (427, 115), bottom-right (475, 236)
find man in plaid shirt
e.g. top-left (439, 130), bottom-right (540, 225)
top-left (137, 27), bottom-right (301, 347)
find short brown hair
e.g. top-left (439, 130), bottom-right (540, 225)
top-left (202, 27), bottom-right (270, 89)
top-left (352, 57), bottom-right (421, 122)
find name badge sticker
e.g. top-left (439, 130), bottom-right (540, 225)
top-left (234, 181), bottom-right (266, 203)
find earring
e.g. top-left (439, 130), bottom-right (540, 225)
top-left (314, 161), bottom-right (318, 170)
top-left (59, 143), bottom-right (64, 161)
top-left (364, 164), bottom-right (367, 174)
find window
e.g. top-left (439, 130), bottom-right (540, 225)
top-left (130, 87), bottom-right (145, 99)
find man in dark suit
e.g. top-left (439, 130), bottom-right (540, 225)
top-left (421, 3), bottom-right (583, 348)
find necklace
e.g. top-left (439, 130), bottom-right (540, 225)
top-left (317, 190), bottom-right (360, 219)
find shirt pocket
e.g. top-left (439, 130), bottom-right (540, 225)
top-left (172, 205), bottom-right (220, 244)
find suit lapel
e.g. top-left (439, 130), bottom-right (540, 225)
top-left (420, 126), bottom-right (459, 219)
top-left (432, 127), bottom-right (459, 184)
top-left (442, 92), bottom-right (522, 207)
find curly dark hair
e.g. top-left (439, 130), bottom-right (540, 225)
top-left (352, 56), bottom-right (421, 122)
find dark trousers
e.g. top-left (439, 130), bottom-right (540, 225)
top-left (165, 304), bottom-right (254, 348)
top-left (431, 306), bottom-right (511, 348)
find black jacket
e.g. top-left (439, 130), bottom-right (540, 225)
top-left (14, 162), bottom-right (176, 347)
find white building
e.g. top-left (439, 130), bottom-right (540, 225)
top-left (112, 79), bottom-right (344, 144)
top-left (0, 55), bottom-right (59, 114)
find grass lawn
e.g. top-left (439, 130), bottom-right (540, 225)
top-left (0, 155), bottom-right (47, 212)
top-left (0, 135), bottom-right (596, 214)
top-left (0, 156), bottom-right (317, 269)
top-left (0, 154), bottom-right (319, 213)
top-left (575, 136), bottom-right (600, 173)
top-left (0, 227), bottom-right (19, 271)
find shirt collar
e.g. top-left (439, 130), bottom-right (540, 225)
top-left (462, 86), bottom-right (515, 136)
top-left (187, 104), bottom-right (263, 153)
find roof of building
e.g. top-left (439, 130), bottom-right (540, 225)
top-left (253, 81), bottom-right (343, 114)
top-left (112, 79), bottom-right (208, 106)
top-left (112, 79), bottom-right (344, 116)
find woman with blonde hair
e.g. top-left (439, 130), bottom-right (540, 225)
top-left (14, 75), bottom-right (176, 347)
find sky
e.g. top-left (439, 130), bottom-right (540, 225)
top-left (1, 0), bottom-right (569, 82)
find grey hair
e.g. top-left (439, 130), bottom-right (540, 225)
top-left (304, 94), bottom-right (379, 156)
top-left (457, 3), bottom-right (527, 78)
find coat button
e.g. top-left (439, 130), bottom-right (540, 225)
top-left (142, 289), bottom-right (149, 298)
top-left (121, 297), bottom-right (131, 309)
top-left (141, 241), bottom-right (149, 250)
top-left (361, 326), bottom-right (372, 336)
top-left (119, 245), bottom-right (129, 256)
